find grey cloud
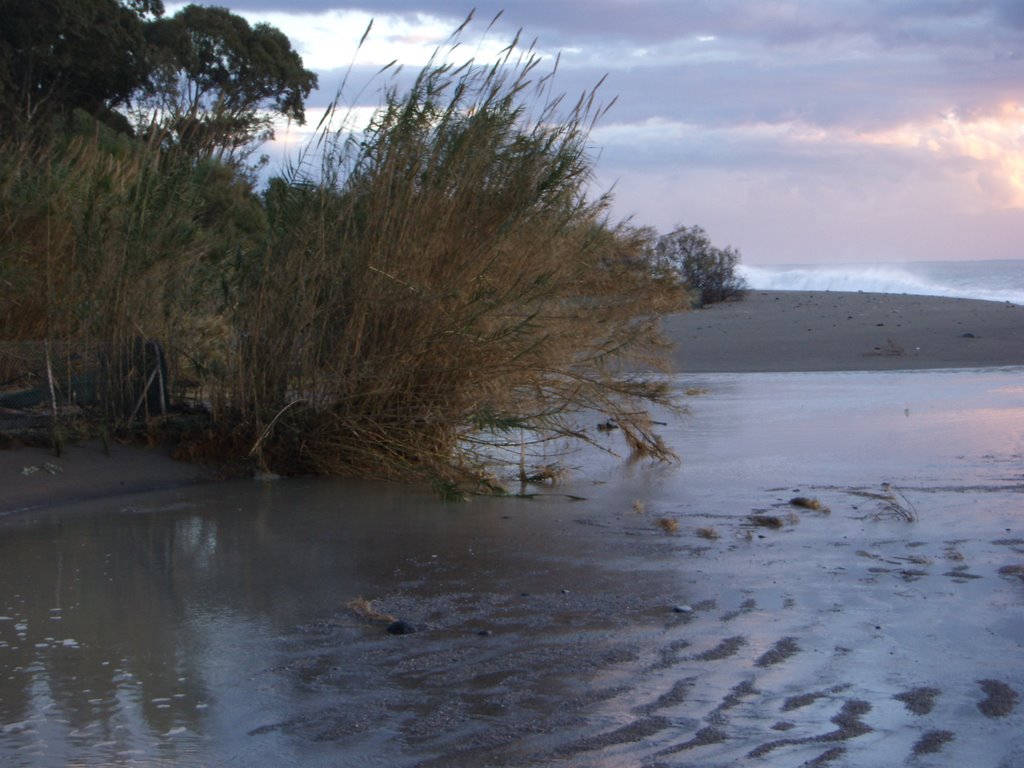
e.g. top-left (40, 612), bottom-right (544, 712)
top-left (213, 0), bottom-right (1021, 134)
top-left (214, 1), bottom-right (1011, 49)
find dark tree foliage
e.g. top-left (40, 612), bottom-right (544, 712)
top-left (0, 1), bottom-right (315, 164)
top-left (0, 0), bottom-right (163, 134)
top-left (650, 225), bottom-right (747, 306)
top-left (139, 4), bottom-right (318, 160)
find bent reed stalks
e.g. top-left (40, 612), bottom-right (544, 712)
top-left (221, 29), bottom-right (685, 487)
top-left (1, 20), bottom-right (686, 490)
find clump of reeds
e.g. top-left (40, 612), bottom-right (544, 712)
top-left (1, 17), bottom-right (686, 488)
top-left (0, 125), bottom-right (239, 426)
top-left (219, 21), bottom-right (686, 487)
top-left (848, 483), bottom-right (918, 522)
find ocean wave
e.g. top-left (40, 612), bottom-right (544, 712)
top-left (738, 263), bottom-right (1024, 305)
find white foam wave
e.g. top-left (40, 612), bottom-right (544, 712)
top-left (739, 263), bottom-right (1024, 305)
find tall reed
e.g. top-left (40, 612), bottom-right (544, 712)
top-left (0, 124), bottom-right (232, 419)
top-left (223, 34), bottom-right (686, 486)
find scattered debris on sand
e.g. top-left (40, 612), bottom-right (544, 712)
top-left (913, 729), bottom-right (955, 755)
top-left (346, 597), bottom-right (396, 626)
top-left (655, 517), bottom-right (679, 534)
top-left (789, 496), bottom-right (829, 512)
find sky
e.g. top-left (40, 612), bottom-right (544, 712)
top-left (169, 1), bottom-right (1024, 264)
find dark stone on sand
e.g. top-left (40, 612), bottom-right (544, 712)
top-left (386, 620), bottom-right (418, 635)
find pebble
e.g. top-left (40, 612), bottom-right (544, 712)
top-left (673, 605), bottom-right (693, 614)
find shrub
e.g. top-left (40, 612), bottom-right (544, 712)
top-left (650, 225), bottom-right (746, 306)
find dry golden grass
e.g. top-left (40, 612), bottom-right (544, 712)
top-left (0, 130), bottom-right (236, 423)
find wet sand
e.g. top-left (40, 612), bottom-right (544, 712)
top-left (1, 294), bottom-right (1023, 766)
top-left (0, 439), bottom-right (213, 517)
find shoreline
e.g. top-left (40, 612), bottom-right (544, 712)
top-left (2, 290), bottom-right (1022, 515)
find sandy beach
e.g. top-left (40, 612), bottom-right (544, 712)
top-left (662, 290), bottom-right (1023, 372)
top-left (1, 291), bottom-right (1022, 767)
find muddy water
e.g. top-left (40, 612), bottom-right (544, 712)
top-left (1, 369), bottom-right (1023, 767)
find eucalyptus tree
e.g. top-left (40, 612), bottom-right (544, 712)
top-left (138, 4), bottom-right (318, 163)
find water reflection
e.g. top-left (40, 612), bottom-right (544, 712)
top-left (1, 478), bottom-right (673, 767)
top-left (0, 481), bottom-right (429, 765)
top-left (1, 369), bottom-right (1022, 766)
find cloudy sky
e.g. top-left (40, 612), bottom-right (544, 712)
top-left (171, 1), bottom-right (1024, 264)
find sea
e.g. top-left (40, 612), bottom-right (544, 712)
top-left (738, 259), bottom-right (1024, 306)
